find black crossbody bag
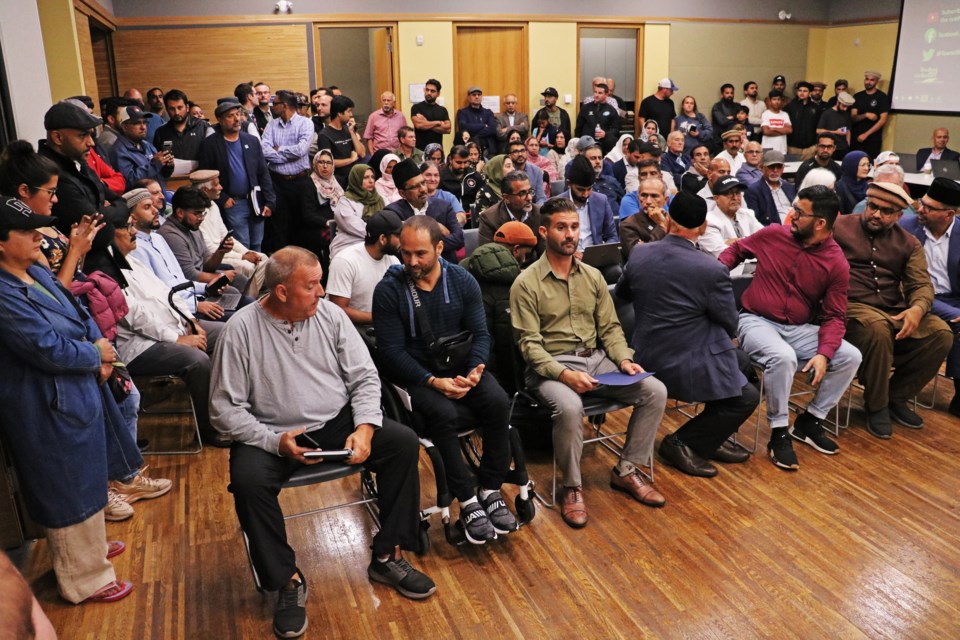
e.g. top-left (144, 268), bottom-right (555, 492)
top-left (405, 275), bottom-right (473, 375)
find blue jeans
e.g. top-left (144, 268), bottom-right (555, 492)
top-left (103, 383), bottom-right (144, 483)
top-left (222, 199), bottom-right (264, 252)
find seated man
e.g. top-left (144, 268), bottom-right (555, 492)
top-left (735, 141), bottom-right (764, 186)
top-left (561, 155), bottom-right (618, 258)
top-left (477, 170), bottom-right (545, 259)
top-left (619, 177), bottom-right (668, 260)
top-left (110, 105), bottom-right (172, 192)
top-left (901, 177), bottom-right (960, 417)
top-left (617, 192), bottom-right (757, 476)
top-left (211, 247), bottom-right (435, 638)
top-left (794, 134), bottom-right (842, 189)
top-left (700, 176), bottom-right (762, 259)
top-left (720, 185), bottom-right (862, 470)
top-left (680, 144), bottom-right (712, 194)
top-left (660, 132), bottom-right (690, 189)
top-left (916, 127), bottom-right (959, 173)
top-left (373, 216), bottom-right (519, 544)
top-left (326, 210), bottom-right (402, 325)
top-left (511, 197), bottom-right (668, 528)
top-left (384, 159), bottom-right (463, 263)
top-left (506, 139), bottom-right (546, 206)
top-left (580, 143), bottom-right (625, 206)
top-left (744, 150), bottom-right (796, 226)
top-left (833, 182), bottom-right (954, 436)
top-left (715, 129), bottom-right (745, 175)
top-left (696, 158), bottom-right (732, 206)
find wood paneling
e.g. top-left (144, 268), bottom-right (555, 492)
top-left (112, 25), bottom-right (310, 117)
top-left (454, 25), bottom-right (527, 114)
top-left (91, 30), bottom-right (115, 100)
top-left (16, 378), bottom-right (960, 638)
top-left (372, 28), bottom-right (394, 110)
top-left (74, 11), bottom-right (100, 109)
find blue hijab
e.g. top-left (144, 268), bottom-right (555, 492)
top-left (839, 151), bottom-right (869, 202)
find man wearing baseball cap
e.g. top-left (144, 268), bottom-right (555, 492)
top-left (700, 176), bottom-right (762, 259)
top-left (851, 70), bottom-right (890, 159)
top-left (109, 104), bottom-right (173, 192)
top-left (533, 87), bottom-right (571, 141)
top-left (834, 182), bottom-right (954, 437)
top-left (745, 150), bottom-right (796, 227)
top-left (455, 86), bottom-right (497, 156)
top-left (638, 78), bottom-right (677, 138)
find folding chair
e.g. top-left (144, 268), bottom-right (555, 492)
top-left (134, 375), bottom-right (203, 455)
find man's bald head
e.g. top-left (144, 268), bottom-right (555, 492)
top-left (708, 158), bottom-right (731, 188)
top-left (263, 246), bottom-right (320, 292)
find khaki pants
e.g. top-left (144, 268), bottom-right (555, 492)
top-left (46, 510), bottom-right (115, 603)
top-left (226, 255), bottom-right (268, 298)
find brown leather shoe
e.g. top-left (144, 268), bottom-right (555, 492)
top-left (559, 486), bottom-right (588, 528)
top-left (610, 468), bottom-right (666, 508)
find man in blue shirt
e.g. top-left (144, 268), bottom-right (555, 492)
top-left (110, 105), bottom-right (173, 192)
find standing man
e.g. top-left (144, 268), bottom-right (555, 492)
top-left (760, 91), bottom-right (792, 155)
top-left (411, 79), bottom-right (451, 151)
top-left (916, 128), bottom-right (959, 173)
top-left (317, 95), bottom-right (366, 188)
top-left (252, 82), bottom-right (273, 135)
top-left (146, 88), bottom-right (166, 121)
top-left (785, 82), bottom-right (820, 160)
top-left (740, 81), bottom-right (765, 127)
top-left (901, 177), bottom-right (960, 417)
top-left (617, 192), bottom-right (757, 477)
top-left (261, 90), bottom-right (313, 253)
top-left (152, 89), bottom-right (212, 163)
top-left (638, 79), bottom-right (678, 137)
top-left (533, 87), bottom-right (571, 141)
top-left (478, 170), bottom-right (545, 258)
top-left (506, 139), bottom-right (546, 206)
top-left (511, 197), bottom-right (669, 528)
top-left (826, 79), bottom-right (849, 108)
top-left (364, 91), bottom-right (408, 156)
top-left (719, 185), bottom-right (862, 470)
top-left (233, 83), bottom-right (262, 139)
top-left (833, 182), bottom-right (953, 437)
top-left (575, 82), bottom-right (620, 155)
top-left (711, 84), bottom-right (740, 145)
top-left (745, 150), bottom-right (796, 226)
top-left (456, 87), bottom-right (498, 156)
top-left (850, 71), bottom-right (890, 160)
top-left (816, 92), bottom-right (854, 160)
top-left (110, 105), bottom-right (173, 192)
top-left (496, 94), bottom-right (529, 152)
top-left (198, 100), bottom-right (276, 252)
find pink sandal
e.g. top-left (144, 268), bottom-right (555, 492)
top-left (106, 541), bottom-right (126, 559)
top-left (84, 580), bottom-right (134, 603)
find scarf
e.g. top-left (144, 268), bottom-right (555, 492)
top-left (311, 150), bottom-right (343, 206)
top-left (343, 164), bottom-right (385, 221)
top-left (375, 153), bottom-right (401, 203)
top-left (482, 155), bottom-right (509, 198)
top-left (839, 151), bottom-right (870, 202)
top-left (605, 134), bottom-right (634, 163)
top-left (424, 143), bottom-right (444, 163)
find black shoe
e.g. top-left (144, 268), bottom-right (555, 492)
top-left (789, 412), bottom-right (838, 455)
top-left (889, 402), bottom-right (924, 429)
top-left (137, 439), bottom-right (150, 452)
top-left (368, 552), bottom-right (437, 600)
top-left (659, 434), bottom-right (718, 477)
top-left (709, 440), bottom-right (750, 464)
top-left (273, 570), bottom-right (307, 638)
top-left (950, 397), bottom-right (960, 418)
top-left (865, 408), bottom-right (893, 439)
top-left (459, 500), bottom-right (496, 544)
top-left (201, 431), bottom-right (232, 448)
top-left (767, 429), bottom-right (799, 471)
top-left (480, 490), bottom-right (519, 535)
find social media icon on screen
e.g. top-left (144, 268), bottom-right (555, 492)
top-left (927, 12), bottom-right (939, 23)
top-left (925, 28), bottom-right (937, 44)
top-left (922, 49), bottom-right (935, 61)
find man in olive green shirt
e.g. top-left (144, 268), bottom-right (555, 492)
top-left (509, 197), bottom-right (668, 529)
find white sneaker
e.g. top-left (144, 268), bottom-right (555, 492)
top-left (109, 466), bottom-right (173, 504)
top-left (105, 489), bottom-right (134, 521)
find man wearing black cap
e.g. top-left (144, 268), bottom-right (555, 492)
top-left (897, 177), bottom-right (960, 417)
top-left (785, 81), bottom-right (820, 160)
top-left (617, 192), bottom-right (757, 477)
top-left (326, 210), bottom-right (401, 325)
top-left (410, 79), bottom-right (451, 151)
top-left (533, 87), bottom-right (571, 142)
top-left (560, 155), bottom-right (618, 258)
top-left (771, 75), bottom-right (789, 101)
top-left (701, 175), bottom-right (762, 259)
top-left (197, 99), bottom-right (276, 252)
top-left (110, 104), bottom-right (173, 192)
top-left (456, 87), bottom-right (497, 156)
top-left (384, 159), bottom-right (463, 263)
top-left (834, 182), bottom-right (953, 437)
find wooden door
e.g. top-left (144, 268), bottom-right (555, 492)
top-left (372, 28), bottom-right (395, 109)
top-left (454, 25), bottom-right (528, 115)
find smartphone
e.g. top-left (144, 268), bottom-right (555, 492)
top-left (303, 449), bottom-right (354, 460)
top-left (224, 229), bottom-right (234, 240)
top-left (689, 125), bottom-right (697, 133)
top-left (269, 95), bottom-right (276, 105)
top-left (206, 274), bottom-right (230, 297)
top-left (162, 140), bottom-right (173, 152)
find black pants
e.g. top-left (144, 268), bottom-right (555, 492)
top-left (406, 374), bottom-right (511, 502)
top-left (228, 407), bottom-right (420, 591)
top-left (128, 341), bottom-right (213, 436)
top-left (673, 382), bottom-right (760, 458)
top-left (264, 173), bottom-right (310, 254)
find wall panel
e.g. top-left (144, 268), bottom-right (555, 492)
top-left (75, 12), bottom-right (100, 108)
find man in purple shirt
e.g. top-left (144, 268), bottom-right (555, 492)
top-left (719, 185), bottom-right (862, 471)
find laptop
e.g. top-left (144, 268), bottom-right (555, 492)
top-left (581, 242), bottom-right (622, 269)
top-left (931, 159), bottom-right (960, 180)
top-left (205, 291), bottom-right (241, 310)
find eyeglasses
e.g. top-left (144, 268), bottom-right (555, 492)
top-left (865, 201), bottom-right (901, 216)
top-left (917, 199), bottom-right (953, 213)
top-left (718, 191), bottom-right (743, 199)
top-left (506, 189), bottom-right (533, 198)
top-left (744, 150), bottom-right (762, 154)
top-left (315, 160), bottom-right (333, 166)
top-left (32, 186), bottom-right (57, 197)
top-left (816, 143), bottom-right (836, 149)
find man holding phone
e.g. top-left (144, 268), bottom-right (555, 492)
top-left (110, 105), bottom-right (174, 192)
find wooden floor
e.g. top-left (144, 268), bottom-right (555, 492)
top-left (14, 377), bottom-right (960, 640)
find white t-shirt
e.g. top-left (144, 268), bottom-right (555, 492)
top-left (325, 242), bottom-right (400, 313)
top-left (760, 109), bottom-right (791, 153)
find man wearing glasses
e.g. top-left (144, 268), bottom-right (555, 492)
top-left (833, 182), bottom-right (954, 437)
top-left (700, 176), bottom-right (762, 260)
top-left (720, 185), bottom-right (862, 470)
top-left (477, 170), bottom-right (545, 258)
top-left (794, 134), bottom-right (843, 189)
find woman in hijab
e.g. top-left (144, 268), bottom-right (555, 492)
top-left (604, 134), bottom-right (634, 171)
top-left (331, 164), bottom-right (384, 258)
top-left (640, 120), bottom-right (666, 149)
top-left (424, 143), bottom-right (444, 165)
top-left (474, 154), bottom-right (515, 211)
top-left (299, 149), bottom-right (343, 267)
top-left (374, 153), bottom-right (402, 204)
top-left (558, 135), bottom-right (580, 177)
top-left (835, 150), bottom-right (871, 215)
top-left (525, 136), bottom-right (558, 183)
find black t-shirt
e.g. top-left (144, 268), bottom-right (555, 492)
top-left (852, 90), bottom-right (889, 139)
top-left (639, 95), bottom-right (676, 136)
top-left (817, 109), bottom-right (852, 153)
top-left (411, 101), bottom-right (450, 150)
top-left (317, 125), bottom-right (356, 186)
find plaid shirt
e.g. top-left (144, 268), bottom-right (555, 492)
top-left (261, 113), bottom-right (313, 175)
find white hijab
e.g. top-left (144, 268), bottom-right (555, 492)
top-left (605, 134), bottom-right (634, 163)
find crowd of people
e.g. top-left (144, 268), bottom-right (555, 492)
top-left (1, 67), bottom-right (958, 639)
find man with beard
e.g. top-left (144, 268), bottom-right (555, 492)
top-left (135, 177), bottom-right (172, 219)
top-left (478, 170), bottom-right (545, 258)
top-left (770, 75), bottom-right (789, 101)
top-left (110, 104), bottom-right (173, 192)
top-left (533, 87), bottom-right (571, 141)
top-left (385, 159), bottom-right (463, 263)
top-left (153, 89), bottom-right (212, 162)
top-left (719, 185), bottom-right (862, 470)
top-left (796, 133), bottom-right (843, 188)
top-left (816, 92), bottom-right (854, 160)
top-left (559, 155), bottom-right (618, 258)
top-left (745, 150), bottom-right (796, 226)
top-left (146, 87), bottom-right (166, 122)
top-left (833, 182), bottom-right (953, 437)
top-left (506, 139), bottom-right (546, 206)
top-left (364, 91), bottom-right (408, 156)
top-left (826, 79), bottom-right (848, 108)
top-left (326, 210), bottom-right (402, 326)
top-left (715, 129), bottom-right (745, 175)
top-left (711, 84), bottom-right (740, 145)
top-left (810, 82), bottom-right (827, 112)
top-left (850, 71), bottom-right (890, 159)
top-left (740, 81), bottom-right (764, 127)
top-left (252, 82), bottom-right (273, 135)
top-left (510, 197), bottom-right (668, 528)
top-left (373, 215), bottom-right (520, 545)
top-left (785, 82), bottom-right (820, 160)
top-left (410, 79), bottom-right (451, 150)
top-left (438, 145), bottom-right (482, 209)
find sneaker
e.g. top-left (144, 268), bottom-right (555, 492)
top-left (768, 429), bottom-right (799, 471)
top-left (273, 570), bottom-right (307, 639)
top-left (109, 466), bottom-right (172, 504)
top-left (459, 500), bottom-right (496, 544)
top-left (479, 490), bottom-right (519, 535)
top-left (82, 580), bottom-right (134, 603)
top-left (790, 412), bottom-right (839, 455)
top-left (889, 402), bottom-right (924, 429)
top-left (368, 549), bottom-right (437, 600)
top-left (105, 489), bottom-right (134, 521)
top-left (866, 408), bottom-right (893, 439)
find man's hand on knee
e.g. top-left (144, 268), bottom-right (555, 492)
top-left (892, 305), bottom-right (924, 340)
top-left (802, 354), bottom-right (828, 386)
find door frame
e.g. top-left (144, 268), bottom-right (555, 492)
top-left (576, 23), bottom-right (644, 131)
top-left (452, 22), bottom-right (529, 114)
top-left (313, 22), bottom-right (401, 109)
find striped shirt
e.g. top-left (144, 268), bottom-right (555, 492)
top-left (261, 113), bottom-right (313, 175)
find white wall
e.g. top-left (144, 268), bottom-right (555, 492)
top-left (0, 2), bottom-right (52, 144)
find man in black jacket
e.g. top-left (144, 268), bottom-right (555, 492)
top-left (197, 100), bottom-right (275, 252)
top-left (575, 83), bottom-right (620, 154)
